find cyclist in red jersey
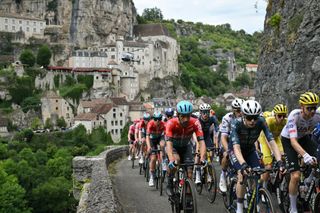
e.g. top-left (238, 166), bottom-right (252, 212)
top-left (146, 111), bottom-right (166, 187)
top-left (166, 100), bottom-right (207, 196)
top-left (127, 120), bottom-right (138, 161)
top-left (137, 112), bottom-right (151, 164)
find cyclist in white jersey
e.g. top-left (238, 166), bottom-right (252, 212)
top-left (281, 92), bottom-right (320, 213)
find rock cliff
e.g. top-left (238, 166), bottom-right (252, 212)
top-left (255, 0), bottom-right (320, 109)
top-left (0, 0), bottom-right (137, 50)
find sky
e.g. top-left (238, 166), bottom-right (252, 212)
top-left (133, 0), bottom-right (268, 34)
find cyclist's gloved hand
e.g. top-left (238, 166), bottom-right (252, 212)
top-left (240, 162), bottom-right (250, 174)
top-left (201, 160), bottom-right (208, 167)
top-left (275, 160), bottom-right (286, 173)
top-left (303, 153), bottom-right (317, 165)
top-left (168, 161), bottom-right (176, 169)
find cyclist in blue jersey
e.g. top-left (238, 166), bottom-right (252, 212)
top-left (229, 100), bottom-right (284, 213)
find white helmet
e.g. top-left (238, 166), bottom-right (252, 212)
top-left (199, 103), bottom-right (211, 111)
top-left (231, 98), bottom-right (244, 109)
top-left (241, 100), bottom-right (262, 116)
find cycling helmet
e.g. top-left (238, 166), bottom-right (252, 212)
top-left (153, 111), bottom-right (162, 120)
top-left (241, 100), bottom-right (262, 116)
top-left (165, 107), bottom-right (174, 117)
top-left (299, 92), bottom-right (319, 105)
top-left (143, 112), bottom-right (151, 121)
top-left (176, 100), bottom-right (193, 115)
top-left (262, 111), bottom-right (273, 118)
top-left (210, 109), bottom-right (215, 116)
top-left (199, 103), bottom-right (211, 111)
top-left (273, 104), bottom-right (288, 114)
top-left (231, 98), bottom-right (244, 109)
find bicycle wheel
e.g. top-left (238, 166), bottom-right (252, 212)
top-left (313, 192), bottom-right (320, 213)
top-left (131, 156), bottom-right (135, 169)
top-left (139, 163), bottom-right (143, 175)
top-left (183, 178), bottom-right (198, 213)
top-left (206, 163), bottom-right (217, 203)
top-left (278, 176), bottom-right (290, 213)
top-left (145, 158), bottom-right (150, 182)
top-left (223, 177), bottom-right (237, 213)
top-left (159, 166), bottom-right (164, 196)
top-left (155, 162), bottom-right (160, 190)
top-left (256, 187), bottom-right (275, 213)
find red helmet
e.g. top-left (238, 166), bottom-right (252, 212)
top-left (210, 109), bottom-right (215, 116)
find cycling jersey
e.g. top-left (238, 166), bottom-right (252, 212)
top-left (220, 112), bottom-right (236, 136)
top-left (166, 117), bottom-right (204, 148)
top-left (198, 116), bottom-right (219, 148)
top-left (281, 109), bottom-right (320, 139)
top-left (129, 124), bottom-right (136, 141)
top-left (259, 116), bottom-right (286, 165)
top-left (146, 120), bottom-right (165, 140)
top-left (137, 120), bottom-right (148, 138)
top-left (230, 117), bottom-right (274, 154)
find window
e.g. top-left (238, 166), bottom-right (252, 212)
top-left (40, 22), bottom-right (43, 27)
top-left (113, 113), bottom-right (116, 118)
top-left (115, 129), bottom-right (118, 134)
top-left (66, 113), bottom-right (70, 119)
top-left (20, 26), bottom-right (22, 31)
top-left (5, 19), bottom-right (8, 23)
top-left (120, 120), bottom-right (123, 126)
top-left (120, 129), bottom-right (122, 134)
top-left (34, 22), bottom-right (36, 26)
top-left (5, 25), bottom-right (8, 30)
top-left (56, 100), bottom-right (58, 102)
top-left (96, 76), bottom-right (99, 79)
top-left (19, 20), bottom-right (22, 24)
top-left (115, 121), bottom-right (118, 125)
top-left (26, 27), bottom-right (29, 32)
top-left (111, 48), bottom-right (115, 51)
top-left (120, 113), bottom-right (122, 117)
top-left (111, 121), bottom-right (114, 126)
top-left (56, 107), bottom-right (58, 110)
top-left (12, 26), bottom-right (15, 31)
top-left (12, 19), bottom-right (15, 24)
top-left (67, 107), bottom-right (69, 111)
top-left (111, 129), bottom-right (114, 134)
top-left (27, 21), bottom-right (29, 25)
top-left (113, 108), bottom-right (116, 112)
top-left (33, 28), bottom-right (36, 32)
top-left (111, 55), bottom-right (115, 59)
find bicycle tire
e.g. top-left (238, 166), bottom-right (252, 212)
top-left (183, 178), bottom-right (198, 213)
top-left (278, 175), bottom-right (290, 213)
top-left (255, 187), bottom-right (276, 213)
top-left (159, 167), bottom-right (164, 196)
top-left (155, 163), bottom-right (160, 190)
top-left (131, 157), bottom-right (134, 169)
top-left (223, 177), bottom-right (237, 212)
top-left (313, 192), bottom-right (320, 213)
top-left (206, 163), bottom-right (218, 203)
top-left (146, 158), bottom-right (150, 182)
top-left (139, 163), bottom-right (142, 175)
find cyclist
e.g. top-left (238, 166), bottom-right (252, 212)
top-left (146, 111), bottom-right (166, 187)
top-left (164, 107), bottom-right (174, 122)
top-left (259, 104), bottom-right (287, 187)
top-left (281, 92), bottom-right (320, 213)
top-left (165, 100), bottom-right (207, 196)
top-left (128, 119), bottom-right (139, 161)
top-left (219, 98), bottom-right (244, 193)
top-left (194, 103), bottom-right (219, 184)
top-left (229, 100), bottom-right (284, 213)
top-left (137, 112), bottom-right (151, 164)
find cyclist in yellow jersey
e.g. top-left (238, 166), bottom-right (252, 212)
top-left (259, 104), bottom-right (287, 186)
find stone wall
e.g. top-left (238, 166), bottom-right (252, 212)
top-left (72, 146), bottom-right (128, 213)
top-left (255, 0), bottom-right (320, 110)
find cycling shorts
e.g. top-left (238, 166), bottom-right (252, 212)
top-left (229, 149), bottom-right (261, 171)
top-left (173, 143), bottom-right (194, 165)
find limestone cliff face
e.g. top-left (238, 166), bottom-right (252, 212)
top-left (0, 0), bottom-right (137, 48)
top-left (255, 0), bottom-right (320, 109)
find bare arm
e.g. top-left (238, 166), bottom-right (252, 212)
top-left (233, 144), bottom-right (245, 165)
top-left (166, 141), bottom-right (175, 162)
top-left (221, 134), bottom-right (228, 152)
top-left (290, 137), bottom-right (307, 156)
top-left (199, 140), bottom-right (207, 162)
top-left (268, 139), bottom-right (282, 161)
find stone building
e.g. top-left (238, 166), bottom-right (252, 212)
top-left (0, 116), bottom-right (8, 134)
top-left (0, 13), bottom-right (45, 39)
top-left (41, 91), bottom-right (74, 127)
top-left (73, 113), bottom-right (105, 134)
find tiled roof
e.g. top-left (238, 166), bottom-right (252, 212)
top-left (110, 97), bottom-right (128, 105)
top-left (74, 113), bottom-right (99, 121)
top-left (91, 103), bottom-right (113, 114)
top-left (80, 99), bottom-right (107, 108)
top-left (133, 24), bottom-right (170, 37)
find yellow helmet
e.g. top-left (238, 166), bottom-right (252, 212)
top-left (273, 104), bottom-right (288, 114)
top-left (299, 92), bottom-right (319, 105)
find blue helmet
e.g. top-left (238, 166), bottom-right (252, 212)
top-left (165, 108), bottom-right (174, 117)
top-left (153, 111), bottom-right (162, 119)
top-left (143, 112), bottom-right (151, 121)
top-left (176, 100), bottom-right (193, 115)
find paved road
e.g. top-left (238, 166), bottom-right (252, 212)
top-left (113, 158), bottom-right (226, 213)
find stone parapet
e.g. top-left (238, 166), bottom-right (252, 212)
top-left (73, 146), bottom-right (128, 213)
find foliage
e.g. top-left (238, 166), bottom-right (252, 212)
top-left (141, 7), bottom-right (163, 22)
top-left (21, 96), bottom-right (41, 113)
top-left (288, 13), bottom-right (303, 34)
top-left (44, 118), bottom-right (53, 130)
top-left (211, 104), bottom-right (228, 121)
top-left (232, 72), bottom-right (254, 90)
top-left (47, 0), bottom-right (58, 12)
top-left (9, 76), bottom-right (34, 105)
top-left (119, 123), bottom-right (130, 145)
top-left (59, 84), bottom-right (87, 103)
top-left (56, 117), bottom-right (67, 128)
top-left (0, 32), bottom-right (13, 56)
top-left (268, 13), bottom-right (282, 29)
top-left (30, 117), bottom-right (42, 130)
top-left (36, 45), bottom-right (52, 67)
top-left (19, 49), bottom-right (35, 67)
top-left (54, 75), bottom-right (60, 88)
top-left (77, 75), bottom-right (93, 89)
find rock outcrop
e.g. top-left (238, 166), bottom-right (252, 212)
top-left (255, 0), bottom-right (320, 109)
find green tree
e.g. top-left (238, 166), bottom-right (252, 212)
top-left (56, 117), bottom-right (67, 128)
top-left (44, 118), bottom-right (53, 130)
top-left (0, 169), bottom-right (31, 213)
top-left (21, 96), bottom-right (41, 113)
top-left (31, 117), bottom-right (42, 130)
top-left (211, 104), bottom-right (228, 121)
top-left (36, 45), bottom-right (52, 67)
top-left (142, 7), bottom-right (163, 22)
top-left (19, 49), bottom-right (35, 67)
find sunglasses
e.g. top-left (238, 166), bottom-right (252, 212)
top-left (245, 115), bottom-right (259, 121)
top-left (201, 110), bottom-right (210, 114)
top-left (276, 114), bottom-right (286, 119)
top-left (306, 106), bottom-right (317, 112)
top-left (179, 114), bottom-right (191, 118)
top-left (154, 117), bottom-right (162, 121)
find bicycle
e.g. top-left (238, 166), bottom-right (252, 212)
top-left (169, 163), bottom-right (198, 213)
top-left (194, 147), bottom-right (218, 203)
top-left (241, 167), bottom-right (276, 213)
